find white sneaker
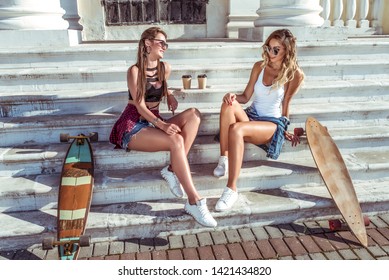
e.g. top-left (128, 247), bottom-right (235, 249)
top-left (184, 198), bottom-right (217, 227)
top-left (213, 156), bottom-right (228, 177)
top-left (215, 187), bottom-right (238, 212)
top-left (160, 166), bottom-right (184, 198)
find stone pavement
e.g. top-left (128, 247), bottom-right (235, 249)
top-left (1, 213), bottom-right (389, 260)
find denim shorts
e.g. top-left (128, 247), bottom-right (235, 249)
top-left (121, 120), bottom-right (153, 151)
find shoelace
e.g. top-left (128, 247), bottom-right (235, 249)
top-left (220, 191), bottom-right (234, 203)
top-left (218, 157), bottom-right (226, 166)
top-left (198, 205), bottom-right (210, 217)
top-left (162, 170), bottom-right (179, 186)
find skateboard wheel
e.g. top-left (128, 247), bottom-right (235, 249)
top-left (329, 219), bottom-right (341, 231)
top-left (89, 132), bottom-right (98, 142)
top-left (79, 235), bottom-right (91, 247)
top-left (294, 127), bottom-right (304, 137)
top-left (42, 237), bottom-right (54, 250)
top-left (60, 133), bottom-right (70, 142)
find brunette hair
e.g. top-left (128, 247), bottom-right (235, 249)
top-left (261, 29), bottom-right (304, 88)
top-left (135, 27), bottom-right (168, 102)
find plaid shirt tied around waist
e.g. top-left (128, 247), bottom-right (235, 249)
top-left (109, 103), bottom-right (161, 149)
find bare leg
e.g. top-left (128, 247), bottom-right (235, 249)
top-left (218, 101), bottom-right (249, 157)
top-left (227, 121), bottom-right (277, 191)
top-left (166, 108), bottom-right (201, 155)
top-left (127, 127), bottom-right (200, 204)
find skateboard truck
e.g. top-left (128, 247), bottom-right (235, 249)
top-left (294, 126), bottom-right (328, 137)
top-left (329, 215), bottom-right (370, 231)
top-left (42, 235), bottom-right (91, 255)
top-left (60, 132), bottom-right (98, 144)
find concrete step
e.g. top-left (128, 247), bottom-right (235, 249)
top-left (2, 79), bottom-right (389, 118)
top-left (1, 136), bottom-right (389, 212)
top-left (1, 124), bottom-right (389, 177)
top-left (1, 38), bottom-right (388, 69)
top-left (1, 177), bottom-right (388, 251)
top-left (2, 58), bottom-right (389, 94)
top-left (1, 100), bottom-right (389, 146)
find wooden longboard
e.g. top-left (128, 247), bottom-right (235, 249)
top-left (42, 133), bottom-right (96, 259)
top-left (305, 117), bottom-right (368, 247)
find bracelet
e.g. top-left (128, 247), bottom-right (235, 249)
top-left (151, 117), bottom-right (159, 126)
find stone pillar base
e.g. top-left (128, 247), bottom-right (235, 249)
top-left (0, 30), bottom-right (81, 48)
top-left (239, 26), bottom-right (348, 42)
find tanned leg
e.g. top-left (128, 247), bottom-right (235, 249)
top-left (127, 127), bottom-right (200, 204)
top-left (227, 121), bottom-right (277, 191)
top-left (166, 108), bottom-right (201, 155)
top-left (219, 101), bottom-right (249, 157)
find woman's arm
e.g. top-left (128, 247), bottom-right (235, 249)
top-left (163, 62), bottom-right (178, 114)
top-left (282, 68), bottom-right (304, 118)
top-left (223, 61), bottom-right (262, 105)
top-left (282, 68), bottom-right (304, 146)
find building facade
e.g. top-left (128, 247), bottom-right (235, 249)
top-left (0, 0), bottom-right (388, 47)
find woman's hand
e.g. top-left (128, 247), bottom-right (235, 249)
top-left (223, 93), bottom-right (236, 106)
top-left (285, 130), bottom-right (300, 147)
top-left (162, 122), bottom-right (181, 135)
top-left (167, 94), bottom-right (178, 115)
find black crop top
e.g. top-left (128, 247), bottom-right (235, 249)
top-left (128, 64), bottom-right (165, 102)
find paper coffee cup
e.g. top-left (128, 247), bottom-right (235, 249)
top-left (197, 74), bottom-right (207, 89)
top-left (182, 75), bottom-right (192, 89)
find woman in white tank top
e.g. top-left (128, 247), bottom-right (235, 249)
top-left (213, 29), bottom-right (305, 212)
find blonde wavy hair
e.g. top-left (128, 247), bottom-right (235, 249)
top-left (261, 29), bottom-right (304, 89)
top-left (135, 27), bottom-right (168, 103)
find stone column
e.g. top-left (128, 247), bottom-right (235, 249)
top-left (226, 0), bottom-right (259, 38)
top-left (239, 0), bottom-right (349, 41)
top-left (0, 0), bottom-right (69, 30)
top-left (254, 0), bottom-right (324, 27)
top-left (0, 0), bottom-right (82, 47)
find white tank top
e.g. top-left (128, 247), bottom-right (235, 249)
top-left (249, 67), bottom-right (285, 118)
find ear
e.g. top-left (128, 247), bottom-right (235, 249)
top-left (144, 39), bottom-right (152, 47)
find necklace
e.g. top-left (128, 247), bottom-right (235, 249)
top-left (146, 66), bottom-right (157, 71)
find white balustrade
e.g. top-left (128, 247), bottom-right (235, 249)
top-left (333, 0), bottom-right (344, 27)
top-left (345, 0), bottom-right (357, 28)
top-left (359, 0), bottom-right (369, 28)
top-left (318, 0), bottom-right (383, 34)
top-left (321, 0), bottom-right (331, 27)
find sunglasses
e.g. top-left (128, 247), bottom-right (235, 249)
top-left (263, 45), bottom-right (282, 56)
top-left (152, 39), bottom-right (168, 49)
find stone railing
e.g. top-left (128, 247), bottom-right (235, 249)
top-left (253, 0), bottom-right (384, 35)
top-left (320, 0), bottom-right (384, 34)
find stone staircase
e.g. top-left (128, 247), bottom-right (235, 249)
top-left (1, 38), bottom-right (389, 251)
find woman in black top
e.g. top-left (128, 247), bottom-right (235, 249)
top-left (109, 27), bottom-right (217, 228)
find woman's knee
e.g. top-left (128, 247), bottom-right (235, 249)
top-left (181, 108), bottom-right (201, 129)
top-left (169, 133), bottom-right (185, 150)
top-left (188, 107), bottom-right (201, 123)
top-left (221, 100), bottom-right (239, 114)
top-left (229, 123), bottom-right (244, 139)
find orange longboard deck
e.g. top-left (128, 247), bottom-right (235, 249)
top-left (57, 136), bottom-right (94, 259)
top-left (305, 117), bottom-right (368, 247)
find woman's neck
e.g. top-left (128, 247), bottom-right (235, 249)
top-left (147, 60), bottom-right (158, 69)
top-left (269, 62), bottom-right (281, 71)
